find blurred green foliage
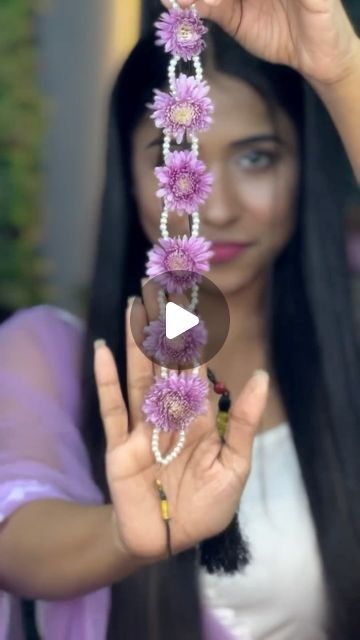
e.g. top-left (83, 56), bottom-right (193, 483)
top-left (0, 0), bottom-right (50, 311)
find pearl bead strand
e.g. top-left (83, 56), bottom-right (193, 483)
top-left (152, 427), bottom-right (187, 465)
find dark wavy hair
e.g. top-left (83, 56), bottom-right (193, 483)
top-left (79, 21), bottom-right (360, 640)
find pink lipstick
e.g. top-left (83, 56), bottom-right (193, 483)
top-left (210, 242), bottom-right (250, 264)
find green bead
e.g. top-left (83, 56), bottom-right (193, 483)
top-left (216, 411), bottom-right (229, 438)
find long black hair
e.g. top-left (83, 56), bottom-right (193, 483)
top-left (80, 21), bottom-right (360, 640)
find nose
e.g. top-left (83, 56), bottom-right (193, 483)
top-left (200, 165), bottom-right (240, 229)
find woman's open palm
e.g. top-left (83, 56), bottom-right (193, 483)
top-left (94, 297), bottom-right (269, 563)
top-left (171, 0), bottom-right (358, 85)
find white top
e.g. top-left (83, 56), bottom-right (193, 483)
top-left (199, 422), bottom-right (329, 640)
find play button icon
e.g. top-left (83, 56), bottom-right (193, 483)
top-left (166, 302), bottom-right (199, 339)
top-left (130, 271), bottom-right (230, 370)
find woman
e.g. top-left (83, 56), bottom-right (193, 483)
top-left (0, 0), bottom-right (359, 639)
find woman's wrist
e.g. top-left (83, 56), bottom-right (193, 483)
top-left (305, 36), bottom-right (360, 92)
top-left (304, 36), bottom-right (360, 183)
top-left (107, 506), bottom-right (163, 579)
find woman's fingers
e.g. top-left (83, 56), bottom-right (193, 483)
top-left (126, 297), bottom-right (154, 425)
top-left (161, 0), bottom-right (224, 19)
top-left (141, 277), bottom-right (161, 322)
top-left (220, 370), bottom-right (269, 471)
top-left (94, 340), bottom-right (129, 452)
top-left (161, 0), bottom-right (221, 11)
top-left (140, 277), bottom-right (165, 380)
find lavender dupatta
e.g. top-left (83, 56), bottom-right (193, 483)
top-left (0, 305), bottom-right (241, 640)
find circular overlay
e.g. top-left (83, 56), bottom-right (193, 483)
top-left (129, 271), bottom-right (230, 370)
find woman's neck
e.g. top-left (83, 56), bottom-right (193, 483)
top-left (201, 270), bottom-right (269, 353)
top-left (200, 272), bottom-right (288, 431)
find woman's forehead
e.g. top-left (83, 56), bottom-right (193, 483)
top-left (134, 70), bottom-right (297, 148)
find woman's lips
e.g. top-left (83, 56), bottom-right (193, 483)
top-left (210, 242), bottom-right (251, 264)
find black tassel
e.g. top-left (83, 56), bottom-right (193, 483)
top-left (199, 513), bottom-right (251, 574)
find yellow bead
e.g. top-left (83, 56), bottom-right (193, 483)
top-left (161, 500), bottom-right (170, 521)
top-left (216, 411), bottom-right (229, 438)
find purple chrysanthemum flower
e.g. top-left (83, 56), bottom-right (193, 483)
top-left (155, 9), bottom-right (207, 61)
top-left (143, 315), bottom-right (207, 366)
top-left (146, 235), bottom-right (213, 293)
top-left (142, 372), bottom-right (208, 432)
top-left (149, 74), bottom-right (213, 143)
top-left (155, 150), bottom-right (213, 215)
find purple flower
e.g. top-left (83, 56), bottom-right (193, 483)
top-left (146, 235), bottom-right (213, 293)
top-left (143, 315), bottom-right (207, 366)
top-left (143, 372), bottom-right (208, 432)
top-left (149, 74), bottom-right (213, 143)
top-left (155, 9), bottom-right (207, 61)
top-left (155, 150), bottom-right (213, 215)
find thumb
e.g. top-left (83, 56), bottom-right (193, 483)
top-left (220, 370), bottom-right (270, 470)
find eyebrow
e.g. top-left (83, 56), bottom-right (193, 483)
top-left (146, 133), bottom-right (283, 150)
top-left (230, 134), bottom-right (283, 148)
top-left (146, 136), bottom-right (167, 149)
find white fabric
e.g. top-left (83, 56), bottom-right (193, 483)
top-left (200, 422), bottom-right (329, 640)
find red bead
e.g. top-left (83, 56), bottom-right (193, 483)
top-left (214, 382), bottom-right (227, 394)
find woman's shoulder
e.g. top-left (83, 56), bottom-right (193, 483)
top-left (0, 303), bottom-right (85, 356)
top-left (1, 303), bottom-right (84, 334)
top-left (0, 304), bottom-right (85, 405)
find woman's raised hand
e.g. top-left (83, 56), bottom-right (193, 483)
top-left (94, 291), bottom-right (269, 564)
top-left (163, 0), bottom-right (360, 85)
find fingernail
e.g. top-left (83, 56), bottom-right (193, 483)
top-left (127, 296), bottom-right (136, 308)
top-left (252, 369), bottom-right (270, 388)
top-left (141, 277), bottom-right (149, 288)
top-left (253, 369), bottom-right (269, 378)
top-left (94, 339), bottom-right (106, 350)
top-left (253, 369), bottom-right (269, 380)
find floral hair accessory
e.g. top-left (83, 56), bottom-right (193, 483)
top-left (143, 315), bottom-right (207, 366)
top-left (155, 8), bottom-right (207, 60)
top-left (146, 235), bottom-right (213, 293)
top-left (143, 1), bottom-right (213, 466)
top-left (149, 73), bottom-right (213, 143)
top-left (143, 372), bottom-right (208, 435)
top-left (155, 149), bottom-right (213, 215)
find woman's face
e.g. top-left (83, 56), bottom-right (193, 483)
top-left (131, 71), bottom-right (300, 296)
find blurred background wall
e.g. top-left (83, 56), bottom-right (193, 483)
top-left (39, 0), bottom-right (141, 316)
top-left (0, 0), bottom-right (141, 319)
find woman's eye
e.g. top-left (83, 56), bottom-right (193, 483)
top-left (234, 150), bottom-right (278, 170)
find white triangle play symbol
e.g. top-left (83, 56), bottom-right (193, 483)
top-left (165, 302), bottom-right (199, 340)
